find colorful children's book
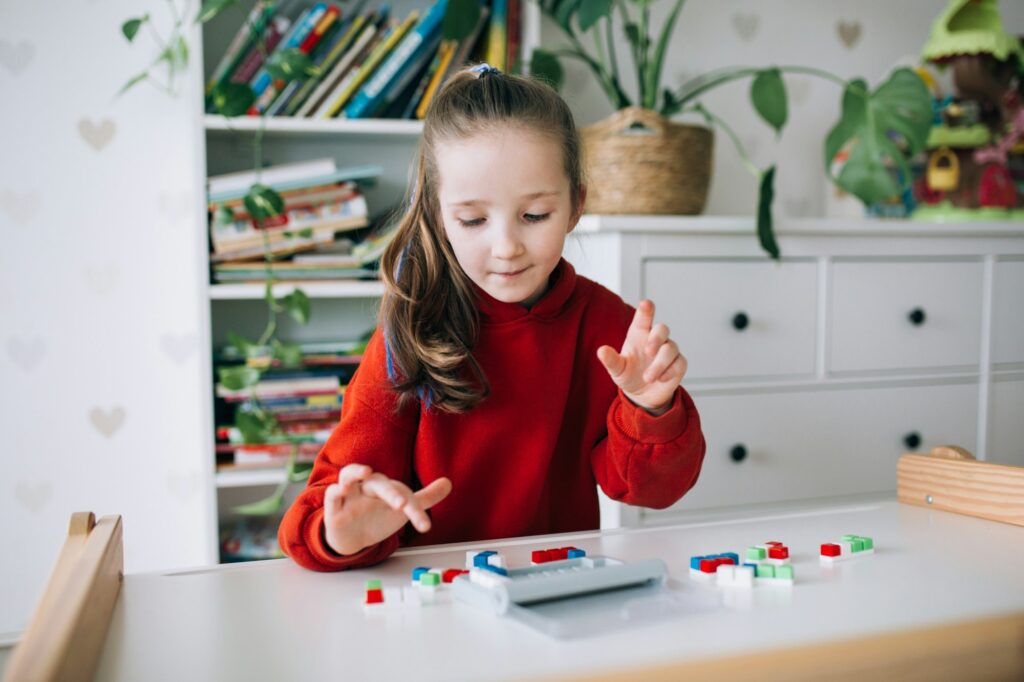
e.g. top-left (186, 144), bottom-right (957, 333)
top-left (344, 0), bottom-right (448, 119)
top-left (484, 0), bottom-right (508, 71)
top-left (297, 13), bottom-right (380, 118)
top-left (266, 9), bottom-right (348, 116)
top-left (320, 11), bottom-right (419, 119)
top-left (207, 165), bottom-right (381, 203)
top-left (228, 15), bottom-right (291, 87)
top-left (276, 12), bottom-right (362, 117)
top-left (413, 39), bottom-right (456, 119)
top-left (204, 1), bottom-right (277, 101)
top-left (207, 157), bottom-right (337, 198)
top-left (506, 0), bottom-right (520, 71)
top-left (248, 3), bottom-right (326, 107)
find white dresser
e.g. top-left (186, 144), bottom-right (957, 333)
top-left (562, 216), bottom-right (1024, 528)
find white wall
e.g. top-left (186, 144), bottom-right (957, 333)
top-left (544, 0), bottom-right (1024, 219)
top-left (0, 0), bottom-right (214, 635)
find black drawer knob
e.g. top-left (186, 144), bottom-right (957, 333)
top-left (907, 308), bottom-right (927, 326)
top-left (903, 431), bottom-right (922, 450)
top-left (730, 444), bottom-right (747, 462)
top-left (732, 312), bottom-right (749, 331)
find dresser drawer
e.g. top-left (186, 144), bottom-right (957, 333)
top-left (829, 259), bottom-right (983, 373)
top-left (992, 260), bottom-right (1024, 366)
top-left (988, 379), bottom-right (1024, 466)
top-left (649, 382), bottom-right (979, 515)
top-left (642, 259), bottom-right (817, 381)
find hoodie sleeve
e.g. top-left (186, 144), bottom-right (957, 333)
top-left (278, 330), bottom-right (419, 572)
top-left (590, 385), bottom-right (706, 510)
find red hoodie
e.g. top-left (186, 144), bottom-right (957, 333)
top-left (278, 259), bottom-right (706, 571)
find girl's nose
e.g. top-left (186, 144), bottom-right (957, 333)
top-left (491, 222), bottom-right (523, 259)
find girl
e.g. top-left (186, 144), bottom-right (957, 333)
top-left (279, 65), bottom-right (706, 571)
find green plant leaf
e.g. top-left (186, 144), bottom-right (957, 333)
top-left (214, 204), bottom-right (235, 225)
top-left (172, 35), bottom-right (189, 70)
top-left (233, 490), bottom-right (285, 515)
top-left (750, 68), bottom-right (787, 135)
top-left (578, 0), bottom-right (615, 31)
top-left (647, 0), bottom-right (684, 113)
top-left (272, 339), bottom-right (304, 368)
top-left (219, 365), bottom-right (261, 391)
top-left (117, 72), bottom-right (149, 96)
top-left (443, 0), bottom-right (482, 40)
top-left (122, 17), bottom-right (146, 42)
top-left (211, 82), bottom-right (255, 117)
top-left (226, 331), bottom-right (254, 357)
top-left (530, 49), bottom-right (563, 89)
top-left (197, 0), bottom-right (238, 24)
top-left (624, 22), bottom-right (642, 52)
top-left (243, 184), bottom-right (285, 220)
top-left (266, 48), bottom-right (317, 82)
top-left (235, 409), bottom-right (269, 444)
top-left (298, 227), bottom-right (314, 239)
top-left (553, 0), bottom-right (583, 32)
top-left (757, 166), bottom-right (780, 261)
top-left (660, 88), bottom-right (681, 117)
top-left (824, 69), bottom-right (931, 205)
top-left (280, 289), bottom-right (311, 325)
top-left (288, 461), bottom-right (314, 483)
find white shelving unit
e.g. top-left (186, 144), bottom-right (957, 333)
top-left (199, 1), bottom-right (541, 559)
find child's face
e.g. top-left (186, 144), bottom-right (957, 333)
top-left (436, 127), bottom-right (578, 308)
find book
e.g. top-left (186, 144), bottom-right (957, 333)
top-left (506, 0), bottom-right (520, 71)
top-left (269, 12), bottom-right (352, 117)
top-left (204, 1), bottom-right (277, 101)
top-left (319, 11), bottom-right (419, 119)
top-left (398, 41), bottom-right (444, 119)
top-left (413, 39), bottom-right (456, 119)
top-left (211, 201), bottom-right (369, 254)
top-left (296, 14), bottom-right (380, 118)
top-left (207, 165), bottom-right (382, 203)
top-left (248, 3), bottom-right (327, 106)
top-left (212, 181), bottom-right (360, 211)
top-left (209, 230), bottom-right (339, 263)
top-left (344, 0), bottom-right (448, 119)
top-left (216, 375), bottom-right (340, 400)
top-left (251, 4), bottom-right (340, 114)
top-left (444, 5), bottom-right (489, 80)
top-left (207, 158), bottom-right (337, 198)
top-left (484, 0), bottom-right (507, 71)
top-left (228, 15), bottom-right (291, 87)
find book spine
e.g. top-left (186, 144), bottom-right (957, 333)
top-left (204, 1), bottom-right (273, 96)
top-left (344, 0), bottom-right (448, 119)
top-left (230, 17), bottom-right (289, 86)
top-left (276, 14), bottom-right (354, 117)
top-left (485, 0), bottom-right (508, 71)
top-left (248, 3), bottom-right (326, 105)
top-left (506, 0), bottom-right (520, 71)
top-left (295, 14), bottom-right (373, 118)
top-left (251, 5), bottom-right (338, 115)
top-left (414, 40), bottom-right (457, 119)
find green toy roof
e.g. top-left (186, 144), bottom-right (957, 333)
top-left (922, 0), bottom-right (1024, 63)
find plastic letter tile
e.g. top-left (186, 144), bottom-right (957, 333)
top-left (851, 539), bottom-right (865, 553)
top-left (567, 548), bottom-right (586, 559)
top-left (419, 572), bottom-right (441, 587)
top-left (861, 536), bottom-right (874, 550)
top-left (821, 543), bottom-right (841, 557)
top-left (775, 565), bottom-right (794, 581)
top-left (747, 547), bottom-right (767, 561)
top-left (365, 588), bottom-right (384, 604)
top-left (699, 558), bottom-right (718, 573)
top-left (690, 556), bottom-right (703, 571)
top-left (756, 564), bottom-right (775, 579)
top-left (365, 579), bottom-right (382, 590)
top-left (768, 546), bottom-right (789, 560)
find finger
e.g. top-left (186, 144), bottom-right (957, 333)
top-left (413, 477), bottom-right (453, 511)
top-left (629, 300), bottom-right (655, 338)
top-left (337, 463), bottom-right (373, 486)
top-left (597, 345), bottom-right (627, 381)
top-left (362, 475), bottom-right (432, 533)
top-left (643, 341), bottom-right (679, 383)
top-left (658, 354), bottom-right (688, 383)
top-left (323, 483), bottom-right (346, 515)
top-left (645, 323), bottom-right (670, 358)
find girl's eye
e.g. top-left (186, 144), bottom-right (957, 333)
top-left (457, 217), bottom-right (485, 227)
top-left (524, 213), bottom-right (551, 223)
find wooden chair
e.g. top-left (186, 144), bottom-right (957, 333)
top-left (3, 512), bottom-right (123, 682)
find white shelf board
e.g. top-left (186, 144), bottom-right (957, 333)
top-left (215, 468), bottom-right (288, 488)
top-left (209, 280), bottom-right (385, 300)
top-left (203, 114), bottom-right (423, 137)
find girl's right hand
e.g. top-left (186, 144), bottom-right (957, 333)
top-left (322, 463), bottom-right (453, 556)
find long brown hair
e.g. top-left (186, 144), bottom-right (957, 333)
top-left (378, 66), bottom-right (585, 414)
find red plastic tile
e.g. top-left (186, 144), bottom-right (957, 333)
top-left (821, 543), bottom-right (841, 557)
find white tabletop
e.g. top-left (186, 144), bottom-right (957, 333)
top-left (94, 495), bottom-right (1024, 681)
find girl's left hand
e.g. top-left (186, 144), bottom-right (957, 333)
top-left (597, 299), bottom-right (688, 416)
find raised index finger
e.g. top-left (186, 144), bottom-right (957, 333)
top-left (629, 299), bottom-right (655, 337)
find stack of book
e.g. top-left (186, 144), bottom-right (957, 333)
top-left (214, 339), bottom-right (367, 469)
top-left (204, 0), bottom-right (517, 120)
top-left (207, 158), bottom-right (393, 282)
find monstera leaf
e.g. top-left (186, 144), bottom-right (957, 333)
top-left (825, 68), bottom-right (931, 205)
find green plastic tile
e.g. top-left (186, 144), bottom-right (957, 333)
top-left (775, 565), bottom-right (794, 580)
top-left (419, 572), bottom-right (441, 586)
top-left (851, 539), bottom-right (865, 552)
top-left (841, 534), bottom-right (858, 542)
top-left (365, 579), bottom-right (382, 590)
top-left (747, 547), bottom-right (767, 561)
top-left (861, 536), bottom-right (874, 550)
top-left (756, 564), bottom-right (775, 578)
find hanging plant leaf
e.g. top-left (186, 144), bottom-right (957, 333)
top-left (266, 48), bottom-right (318, 82)
top-left (235, 409), bottom-right (270, 444)
top-left (272, 339), bottom-right (304, 368)
top-left (117, 72), bottom-right (149, 96)
top-left (226, 331), bottom-right (254, 357)
top-left (172, 35), bottom-right (189, 70)
top-left (197, 0), bottom-right (238, 24)
top-left (243, 183), bottom-right (285, 220)
top-left (211, 82), bottom-right (255, 117)
top-left (298, 227), bottom-right (314, 239)
top-left (578, 0), bottom-right (615, 31)
top-left (279, 289), bottom-right (311, 325)
top-left (554, 0), bottom-right (583, 32)
top-left (219, 365), bottom-right (262, 391)
top-left (214, 204), bottom-right (236, 225)
top-left (443, 0), bottom-right (481, 40)
top-left (757, 165), bottom-right (780, 261)
top-left (530, 49), bottom-right (563, 89)
top-left (824, 68), bottom-right (931, 205)
top-left (122, 16), bottom-right (147, 42)
top-left (750, 68), bottom-right (788, 136)
top-left (233, 490), bottom-right (285, 515)
top-left (288, 460), bottom-right (314, 483)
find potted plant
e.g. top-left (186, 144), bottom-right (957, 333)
top-left (528, 0), bottom-right (935, 259)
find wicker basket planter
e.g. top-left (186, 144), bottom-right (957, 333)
top-left (581, 107), bottom-right (714, 215)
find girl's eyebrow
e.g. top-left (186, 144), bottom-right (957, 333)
top-left (448, 190), bottom-right (560, 207)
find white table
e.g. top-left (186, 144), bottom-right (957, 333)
top-left (94, 494), bottom-right (1024, 681)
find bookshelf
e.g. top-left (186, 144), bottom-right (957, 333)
top-left (198, 0), bottom-right (540, 562)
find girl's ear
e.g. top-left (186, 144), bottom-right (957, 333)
top-left (568, 184), bottom-right (587, 232)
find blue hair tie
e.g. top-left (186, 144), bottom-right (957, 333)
top-left (471, 63), bottom-right (501, 77)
